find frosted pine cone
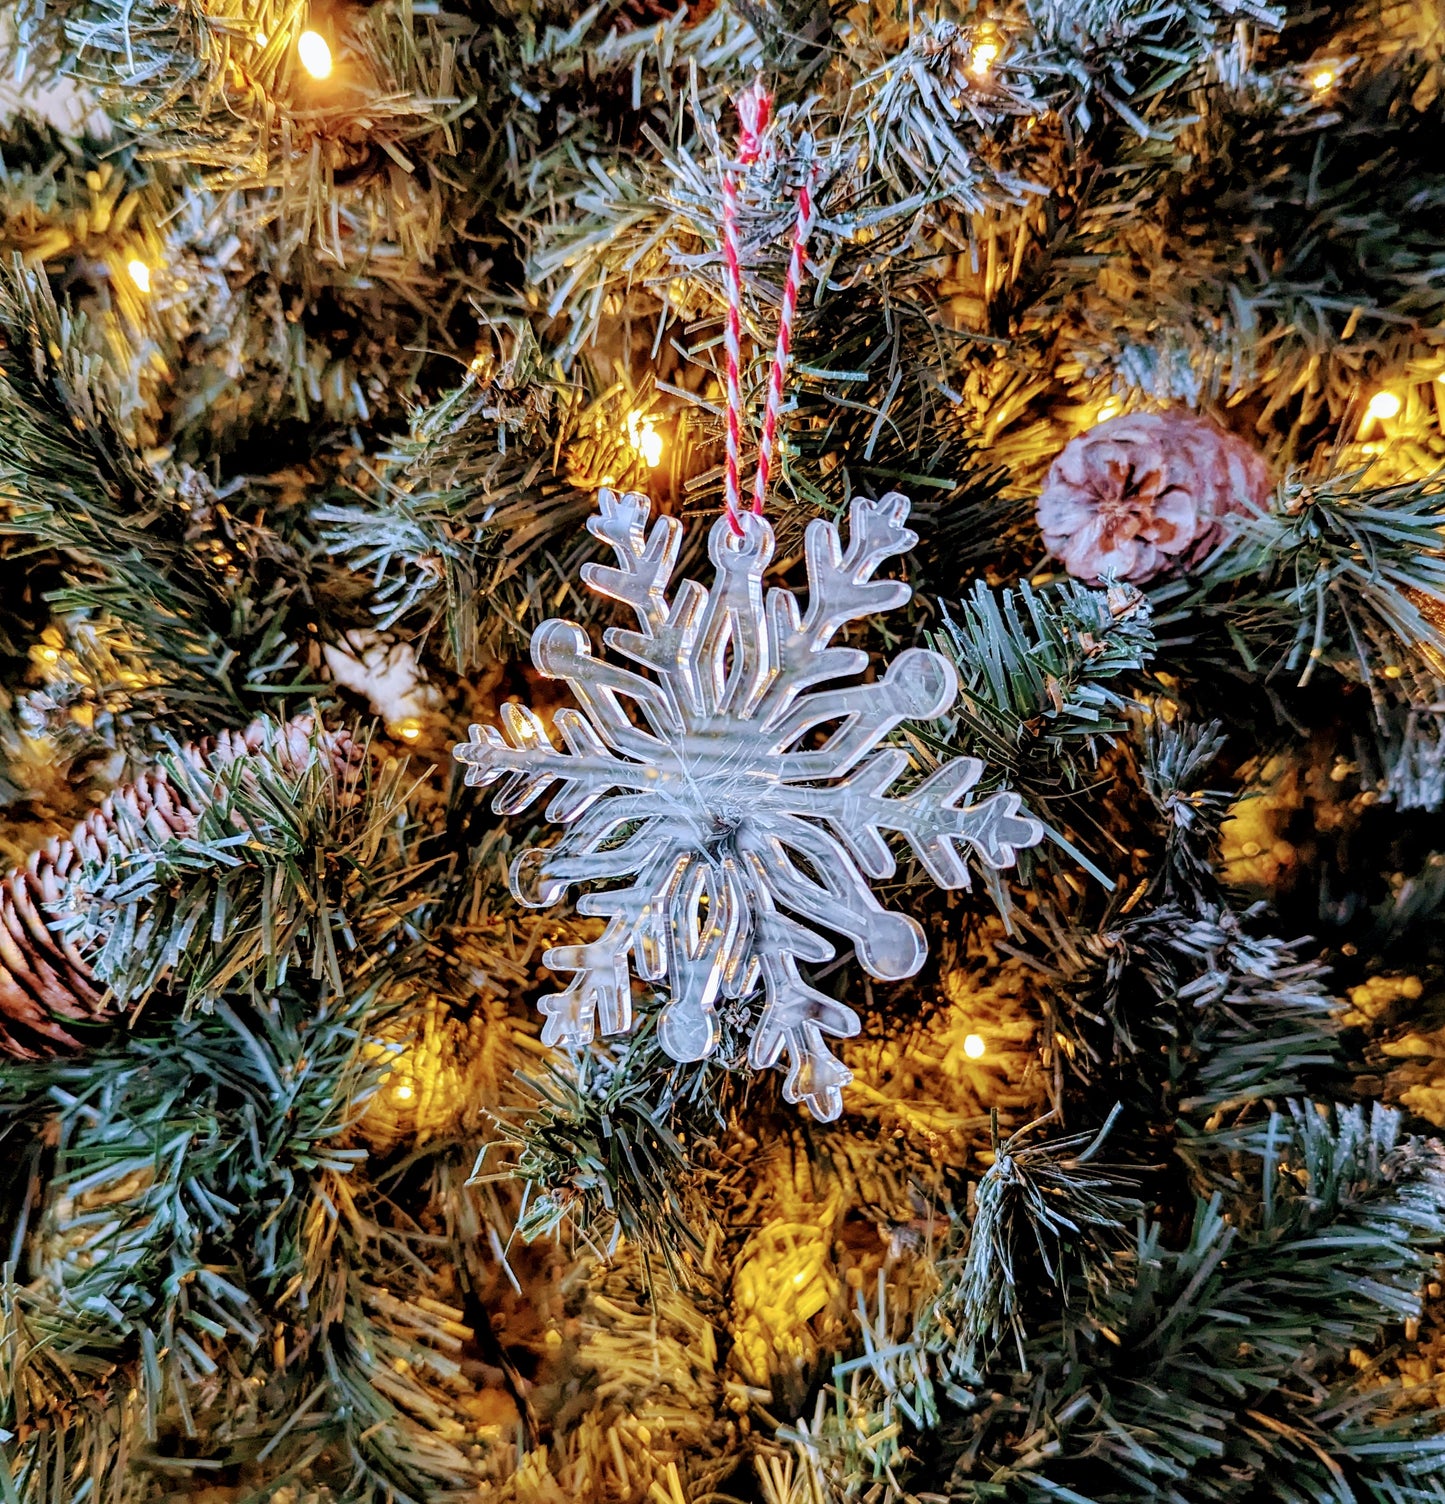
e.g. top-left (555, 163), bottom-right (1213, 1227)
top-left (1036, 411), bottom-right (1272, 584)
top-left (0, 716), bottom-right (360, 1058)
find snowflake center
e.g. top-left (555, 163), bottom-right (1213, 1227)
top-left (706, 807), bottom-right (745, 846)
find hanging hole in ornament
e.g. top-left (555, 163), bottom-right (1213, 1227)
top-left (722, 518), bottom-right (752, 553)
top-left (715, 508), bottom-right (770, 562)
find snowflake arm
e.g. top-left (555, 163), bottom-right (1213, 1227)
top-left (453, 609), bottom-right (686, 822)
top-left (744, 875), bottom-right (857, 1123)
top-left (777, 752), bottom-right (1045, 890)
top-left (537, 839), bottom-right (723, 1049)
top-left (691, 513), bottom-right (775, 717)
top-left (581, 490), bottom-right (709, 727)
top-left (527, 800), bottom-right (690, 898)
top-left (454, 701), bottom-right (648, 820)
top-left (532, 806), bottom-right (757, 1062)
top-left (799, 491), bottom-right (918, 647)
top-left (581, 490), bottom-right (676, 639)
top-left (874, 757), bottom-right (1042, 883)
top-left (648, 850), bottom-right (750, 1062)
top-left (532, 619), bottom-right (680, 750)
top-left (754, 493), bottom-right (919, 723)
top-left (738, 815), bottom-right (926, 981)
top-left (766, 647), bottom-right (957, 781)
top-left (538, 912), bottom-right (633, 1047)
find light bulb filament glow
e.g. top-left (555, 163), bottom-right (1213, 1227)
top-left (298, 30), bottom-right (332, 78)
top-left (626, 410), bottom-right (664, 468)
top-left (1310, 68), bottom-right (1335, 92)
top-left (963, 1033), bottom-right (986, 1059)
top-left (969, 41), bottom-right (1000, 76)
top-left (126, 259), bottom-right (151, 292)
top-left (1365, 390), bottom-right (1402, 422)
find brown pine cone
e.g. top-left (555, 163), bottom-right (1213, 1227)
top-left (1036, 410), bottom-right (1273, 584)
top-left (0, 716), bottom-right (360, 1059)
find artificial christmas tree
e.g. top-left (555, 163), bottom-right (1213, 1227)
top-left (4, 3), bottom-right (1445, 1503)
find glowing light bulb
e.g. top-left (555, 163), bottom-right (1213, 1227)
top-left (1366, 390), bottom-right (1402, 421)
top-left (1097, 398), bottom-right (1122, 423)
top-left (392, 1079), bottom-right (415, 1102)
top-left (626, 410), bottom-right (665, 468)
top-left (298, 30), bottom-right (332, 78)
top-left (969, 40), bottom-right (1000, 77)
top-left (392, 717), bottom-right (423, 742)
top-left (126, 259), bottom-right (151, 292)
top-left (1310, 68), bottom-right (1335, 92)
top-left (963, 1033), bottom-right (986, 1060)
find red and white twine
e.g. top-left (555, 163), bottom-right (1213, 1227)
top-left (721, 82), bottom-right (769, 534)
top-left (718, 81), bottom-right (817, 536)
top-left (752, 166), bottom-right (817, 518)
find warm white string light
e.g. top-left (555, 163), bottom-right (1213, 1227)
top-left (969, 40), bottom-right (1000, 76)
top-left (626, 410), bottom-right (665, 468)
top-left (298, 30), bottom-right (332, 78)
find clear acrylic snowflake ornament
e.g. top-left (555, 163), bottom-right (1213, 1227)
top-left (453, 489), bottom-right (1043, 1120)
